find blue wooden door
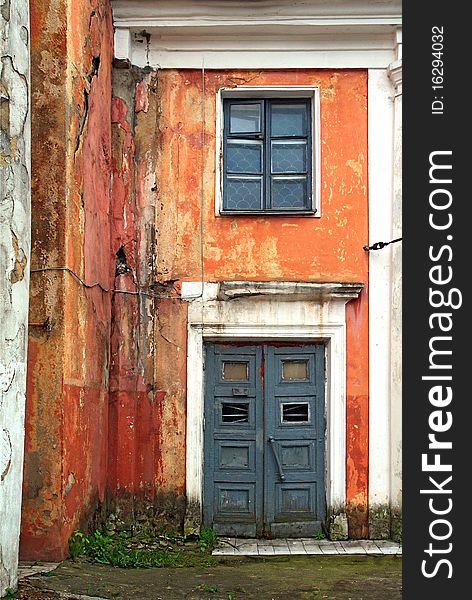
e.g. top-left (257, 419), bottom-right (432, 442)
top-left (203, 343), bottom-right (325, 537)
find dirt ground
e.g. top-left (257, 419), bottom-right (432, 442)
top-left (16, 555), bottom-right (402, 600)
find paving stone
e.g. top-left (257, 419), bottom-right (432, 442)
top-left (319, 545), bottom-right (339, 554)
top-left (258, 545), bottom-right (275, 555)
top-left (375, 540), bottom-right (399, 547)
top-left (273, 545), bottom-right (291, 555)
top-left (302, 543), bottom-right (323, 555)
top-left (341, 544), bottom-right (367, 554)
top-left (287, 540), bottom-right (306, 555)
top-left (235, 542), bottom-right (259, 555)
top-left (332, 542), bottom-right (348, 554)
top-left (359, 540), bottom-right (382, 553)
top-left (378, 545), bottom-right (401, 555)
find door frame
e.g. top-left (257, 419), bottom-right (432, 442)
top-left (183, 281), bottom-right (364, 535)
top-left (203, 342), bottom-right (326, 537)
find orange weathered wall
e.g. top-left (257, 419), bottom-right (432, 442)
top-left (21, 0), bottom-right (113, 560)
top-left (155, 70), bottom-right (367, 283)
top-left (151, 69), bottom-right (369, 535)
top-left (108, 68), bottom-right (188, 526)
top-left (108, 67), bottom-right (369, 534)
top-left (22, 44), bottom-right (369, 558)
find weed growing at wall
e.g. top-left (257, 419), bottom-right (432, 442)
top-left (68, 526), bottom-right (219, 569)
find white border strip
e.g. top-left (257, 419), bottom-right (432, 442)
top-left (367, 69), bottom-right (394, 513)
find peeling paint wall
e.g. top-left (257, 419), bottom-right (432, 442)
top-left (0, 0), bottom-right (31, 593)
top-left (108, 66), bottom-right (187, 528)
top-left (159, 69), bottom-right (369, 536)
top-left (20, 0), bottom-right (113, 560)
top-left (110, 67), bottom-right (369, 535)
top-left (20, 11), bottom-right (371, 556)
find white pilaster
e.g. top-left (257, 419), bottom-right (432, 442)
top-left (387, 30), bottom-right (402, 539)
top-left (0, 0), bottom-right (31, 594)
top-left (367, 68), bottom-right (394, 537)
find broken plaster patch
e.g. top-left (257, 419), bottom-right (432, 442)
top-left (64, 472), bottom-right (76, 495)
top-left (0, 428), bottom-right (12, 481)
top-left (10, 230), bottom-right (27, 283)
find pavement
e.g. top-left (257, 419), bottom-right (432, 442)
top-left (212, 538), bottom-right (402, 556)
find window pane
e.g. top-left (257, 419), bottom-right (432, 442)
top-left (227, 140), bottom-right (262, 174)
top-left (271, 177), bottom-right (307, 209)
top-left (223, 362), bottom-right (249, 381)
top-left (222, 403), bottom-right (249, 423)
top-left (271, 104), bottom-right (308, 137)
top-left (271, 140), bottom-right (307, 174)
top-left (225, 176), bottom-right (262, 210)
top-left (282, 403), bottom-right (309, 423)
top-left (230, 104), bottom-right (261, 133)
top-left (282, 360), bottom-right (308, 380)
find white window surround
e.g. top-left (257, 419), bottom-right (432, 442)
top-left (182, 281), bottom-right (364, 529)
top-left (215, 86), bottom-right (321, 217)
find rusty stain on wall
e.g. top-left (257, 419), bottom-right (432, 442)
top-left (21, 0), bottom-right (114, 561)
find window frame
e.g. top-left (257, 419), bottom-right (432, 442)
top-left (215, 86), bottom-right (321, 217)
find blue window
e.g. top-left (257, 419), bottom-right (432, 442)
top-left (223, 99), bottom-right (313, 213)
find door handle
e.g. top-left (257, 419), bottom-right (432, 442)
top-left (268, 436), bottom-right (286, 482)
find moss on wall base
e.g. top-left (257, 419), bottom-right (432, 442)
top-left (368, 504), bottom-right (402, 541)
top-left (390, 508), bottom-right (402, 543)
top-left (106, 491), bottom-right (187, 535)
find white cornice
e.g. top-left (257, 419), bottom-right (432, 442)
top-left (112, 0), bottom-right (401, 28)
top-left (111, 0), bottom-right (402, 69)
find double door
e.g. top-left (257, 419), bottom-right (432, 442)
top-left (203, 343), bottom-right (325, 537)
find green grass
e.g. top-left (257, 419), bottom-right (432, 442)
top-left (68, 526), bottom-right (219, 569)
top-left (200, 583), bottom-right (219, 593)
top-left (198, 527), bottom-right (218, 550)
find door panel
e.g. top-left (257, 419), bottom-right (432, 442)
top-left (204, 343), bottom-right (325, 537)
top-left (203, 345), bottom-right (263, 536)
top-left (264, 346), bottom-right (325, 536)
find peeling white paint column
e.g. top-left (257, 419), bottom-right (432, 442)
top-left (367, 27), bottom-right (402, 540)
top-left (367, 67), bottom-right (394, 539)
top-left (0, 0), bottom-right (31, 594)
top-left (387, 28), bottom-right (402, 540)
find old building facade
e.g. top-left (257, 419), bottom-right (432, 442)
top-left (0, 0), bottom-right (402, 593)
